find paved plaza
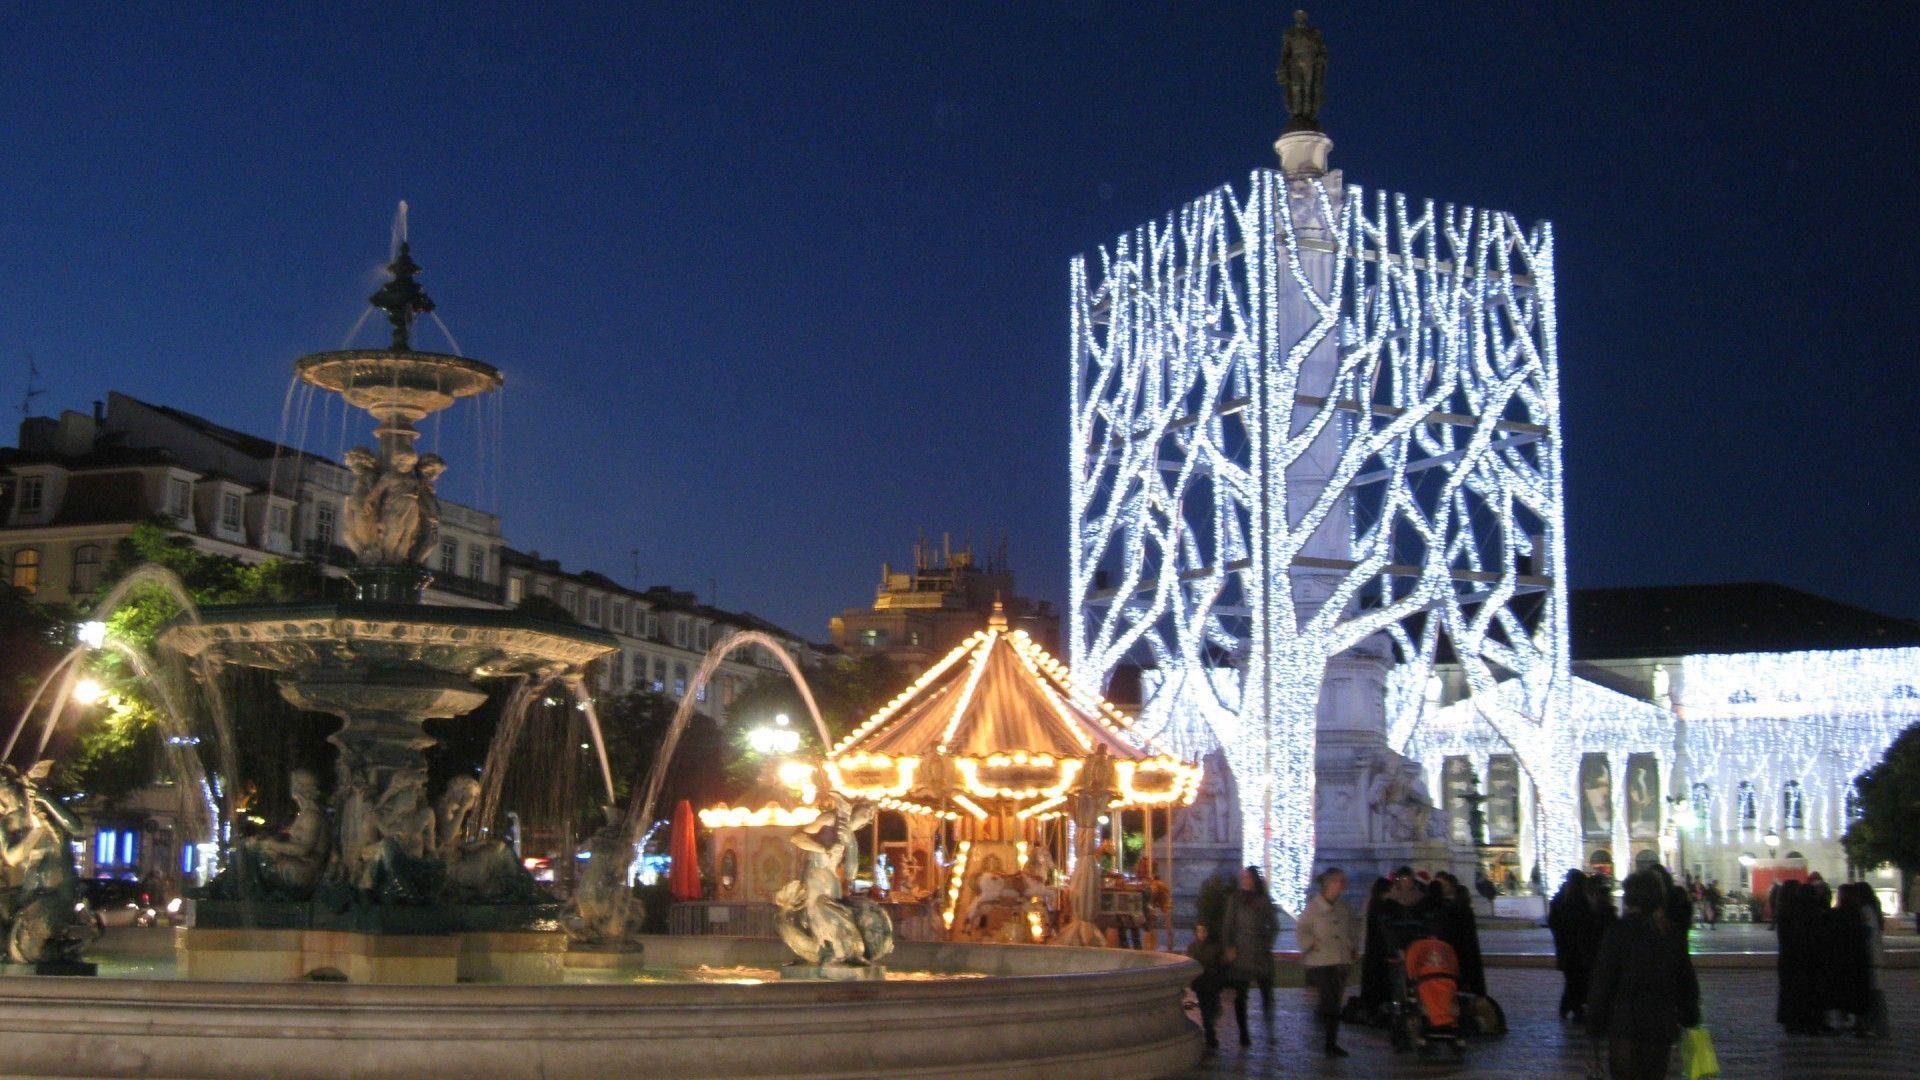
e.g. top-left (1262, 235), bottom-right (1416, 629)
top-left (1183, 965), bottom-right (1917, 1078)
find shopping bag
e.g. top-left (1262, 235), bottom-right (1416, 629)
top-left (1681, 1026), bottom-right (1720, 1080)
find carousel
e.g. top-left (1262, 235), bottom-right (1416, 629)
top-left (823, 606), bottom-right (1200, 946)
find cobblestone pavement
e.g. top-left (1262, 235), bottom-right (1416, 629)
top-left (1182, 967), bottom-right (1918, 1078)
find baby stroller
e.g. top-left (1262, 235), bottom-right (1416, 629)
top-left (1389, 933), bottom-right (1465, 1057)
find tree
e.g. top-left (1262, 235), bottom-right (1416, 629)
top-left (56, 523), bottom-right (329, 807)
top-left (1843, 725), bottom-right (1920, 884)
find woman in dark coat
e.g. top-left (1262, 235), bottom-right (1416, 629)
top-left (1219, 865), bottom-right (1279, 1046)
top-left (1775, 879), bottom-right (1827, 1033)
top-left (1434, 873), bottom-right (1487, 997)
top-left (1587, 870), bottom-right (1701, 1080)
top-left (1829, 882), bottom-right (1875, 1030)
top-left (1548, 869), bottom-right (1593, 1021)
top-left (1358, 875), bottom-right (1396, 1012)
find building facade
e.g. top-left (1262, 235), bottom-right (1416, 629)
top-left (500, 549), bottom-right (815, 724)
top-left (1402, 584), bottom-right (1920, 908)
top-left (0, 392), bottom-right (504, 609)
top-left (830, 534), bottom-right (1058, 668)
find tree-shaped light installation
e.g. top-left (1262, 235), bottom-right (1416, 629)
top-left (1069, 168), bottom-right (1571, 910)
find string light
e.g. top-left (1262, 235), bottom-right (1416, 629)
top-left (696, 805), bottom-right (820, 829)
top-left (1070, 168), bottom-right (1570, 910)
top-left (943, 841), bottom-right (973, 928)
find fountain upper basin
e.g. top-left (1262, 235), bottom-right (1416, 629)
top-left (159, 600), bottom-right (617, 682)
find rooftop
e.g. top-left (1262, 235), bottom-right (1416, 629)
top-left (1570, 582), bottom-right (1920, 661)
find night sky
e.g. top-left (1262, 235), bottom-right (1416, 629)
top-left (2, 4), bottom-right (1916, 637)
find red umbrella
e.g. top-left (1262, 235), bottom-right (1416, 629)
top-left (668, 799), bottom-right (702, 902)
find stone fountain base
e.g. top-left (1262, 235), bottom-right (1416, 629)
top-left (179, 899), bottom-right (564, 985)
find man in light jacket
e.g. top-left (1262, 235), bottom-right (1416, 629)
top-left (1296, 867), bottom-right (1359, 1058)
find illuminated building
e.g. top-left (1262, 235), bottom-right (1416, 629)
top-left (831, 533), bottom-right (1059, 667)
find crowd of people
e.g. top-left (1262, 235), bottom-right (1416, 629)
top-left (1183, 858), bottom-right (1896, 1069)
top-left (1772, 877), bottom-right (1889, 1038)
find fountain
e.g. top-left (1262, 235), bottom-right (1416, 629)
top-left (156, 242), bottom-right (618, 982)
top-left (0, 229), bottom-right (1202, 1079)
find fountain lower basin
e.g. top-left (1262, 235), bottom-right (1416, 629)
top-left (0, 934), bottom-right (1201, 1079)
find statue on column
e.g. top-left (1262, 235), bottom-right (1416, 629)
top-left (1278, 10), bottom-right (1328, 131)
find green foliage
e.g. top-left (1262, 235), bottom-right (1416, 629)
top-left (58, 523), bottom-right (328, 803)
top-left (1843, 724), bottom-right (1920, 875)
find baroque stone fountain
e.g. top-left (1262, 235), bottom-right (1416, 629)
top-left (158, 243), bottom-right (617, 982)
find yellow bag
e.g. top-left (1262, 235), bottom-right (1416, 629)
top-left (1682, 1026), bottom-right (1720, 1080)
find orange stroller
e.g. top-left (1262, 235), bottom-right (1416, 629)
top-left (1392, 935), bottom-right (1466, 1057)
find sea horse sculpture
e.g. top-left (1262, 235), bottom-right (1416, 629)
top-left (0, 761), bottom-right (98, 966)
top-left (774, 794), bottom-right (893, 973)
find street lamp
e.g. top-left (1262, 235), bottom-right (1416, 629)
top-left (71, 677), bottom-right (105, 706)
top-left (747, 713), bottom-right (800, 756)
top-left (1763, 831), bottom-right (1780, 859)
top-left (76, 621), bottom-right (107, 649)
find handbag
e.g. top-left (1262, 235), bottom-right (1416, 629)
top-left (1681, 1026), bottom-right (1720, 1080)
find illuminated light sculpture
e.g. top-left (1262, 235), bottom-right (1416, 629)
top-left (1070, 167), bottom-right (1570, 910)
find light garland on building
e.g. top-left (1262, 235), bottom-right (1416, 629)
top-left (1070, 169), bottom-right (1570, 909)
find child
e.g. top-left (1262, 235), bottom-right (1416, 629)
top-left (1187, 922), bottom-right (1229, 1048)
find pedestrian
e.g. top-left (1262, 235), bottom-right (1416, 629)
top-left (1851, 883), bottom-right (1890, 1039)
top-left (1185, 921), bottom-right (1230, 1049)
top-left (1548, 869), bottom-right (1593, 1022)
top-left (1475, 870), bottom-right (1499, 916)
top-left (1219, 865), bottom-right (1279, 1046)
top-left (1704, 879), bottom-right (1722, 929)
top-left (1296, 867), bottom-right (1359, 1058)
top-left (1433, 872), bottom-right (1486, 997)
top-left (1357, 874), bottom-right (1396, 1015)
top-left (1585, 869), bottom-right (1701, 1080)
top-left (1774, 879), bottom-right (1825, 1034)
top-left (1831, 882), bottom-right (1877, 1037)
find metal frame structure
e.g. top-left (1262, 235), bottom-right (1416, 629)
top-left (1069, 167), bottom-right (1571, 909)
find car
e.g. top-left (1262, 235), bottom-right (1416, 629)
top-left (81, 878), bottom-right (155, 929)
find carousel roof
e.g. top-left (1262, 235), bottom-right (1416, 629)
top-left (824, 609), bottom-right (1200, 811)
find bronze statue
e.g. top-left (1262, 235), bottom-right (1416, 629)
top-left (0, 761), bottom-right (98, 966)
top-left (775, 794), bottom-right (893, 973)
top-left (1279, 9), bottom-right (1328, 130)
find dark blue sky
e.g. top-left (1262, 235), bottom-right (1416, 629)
top-left (2, 3), bottom-right (1916, 636)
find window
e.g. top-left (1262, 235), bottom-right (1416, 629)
top-left (674, 618), bottom-right (688, 648)
top-left (612, 652), bottom-right (626, 687)
top-left (166, 478), bottom-right (191, 519)
top-left (908, 629), bottom-right (922, 647)
top-left (439, 539), bottom-right (459, 573)
top-left (861, 628), bottom-right (886, 648)
top-left (220, 491), bottom-right (242, 532)
top-left (268, 504), bottom-right (291, 537)
top-left (694, 623), bottom-right (709, 652)
top-left (611, 603), bottom-right (625, 634)
top-left (71, 544), bottom-right (101, 594)
top-left (651, 658), bottom-right (666, 692)
top-left (720, 677), bottom-right (735, 707)
top-left (506, 576), bottom-right (525, 604)
top-left (587, 595), bottom-right (603, 624)
top-left (1689, 782), bottom-right (1710, 828)
top-left (1781, 781), bottom-right (1805, 831)
top-left (313, 504), bottom-right (335, 549)
top-left (9, 548), bottom-right (39, 594)
top-left (644, 613), bottom-right (658, 639)
top-left (16, 476), bottom-right (43, 515)
top-left (673, 663), bottom-right (688, 697)
top-left (1737, 781), bottom-right (1757, 829)
top-left (93, 827), bottom-right (139, 870)
top-left (563, 589), bottom-right (579, 616)
top-left (467, 545), bottom-right (486, 581)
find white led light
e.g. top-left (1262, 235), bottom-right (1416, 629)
top-left (1071, 169), bottom-right (1570, 910)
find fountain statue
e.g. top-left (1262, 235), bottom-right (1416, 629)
top-left (158, 234), bottom-right (616, 976)
top-left (0, 761), bottom-right (98, 973)
top-left (773, 793), bottom-right (894, 979)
